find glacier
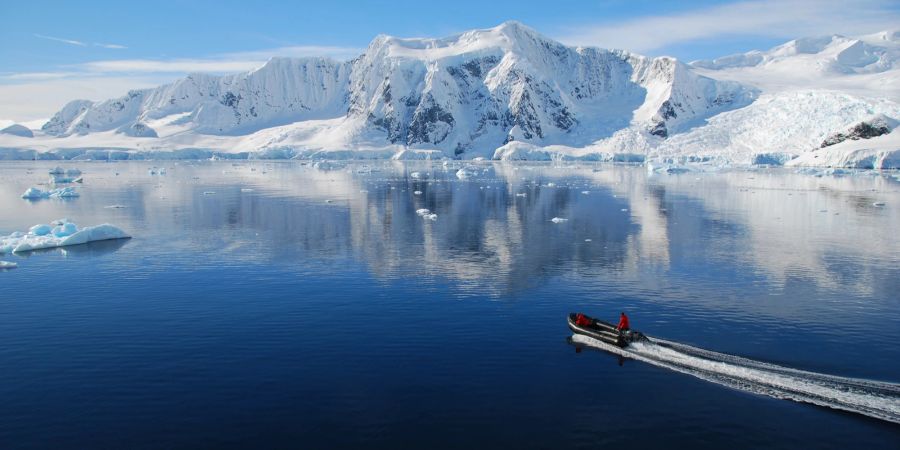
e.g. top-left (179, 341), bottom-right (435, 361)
top-left (0, 22), bottom-right (897, 168)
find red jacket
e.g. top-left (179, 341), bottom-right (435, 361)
top-left (575, 313), bottom-right (592, 327)
top-left (617, 314), bottom-right (630, 331)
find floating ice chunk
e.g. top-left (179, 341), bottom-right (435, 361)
top-left (202, 191), bottom-right (216, 195)
top-left (0, 260), bottom-right (17, 269)
top-left (424, 213), bottom-right (437, 221)
top-left (414, 190), bottom-right (423, 195)
top-left (873, 202), bottom-right (886, 207)
top-left (59, 224), bottom-right (130, 246)
top-left (546, 182), bottom-right (556, 187)
top-left (313, 161), bottom-right (344, 171)
top-left (648, 163), bottom-right (690, 174)
top-left (551, 217), bottom-right (568, 223)
top-left (45, 167), bottom-right (81, 178)
top-left (621, 208), bottom-right (628, 212)
top-left (456, 166), bottom-right (479, 179)
top-left (416, 208), bottom-right (431, 216)
top-left (581, 191), bottom-right (590, 195)
top-left (1, 221), bottom-right (130, 254)
top-left (410, 172), bottom-right (422, 179)
top-left (240, 188), bottom-right (254, 192)
top-left (49, 174), bottom-right (78, 184)
top-left (584, 239), bottom-right (592, 242)
top-left (21, 187), bottom-right (47, 199)
top-left (104, 205), bottom-right (127, 209)
top-left (21, 187), bottom-right (79, 199)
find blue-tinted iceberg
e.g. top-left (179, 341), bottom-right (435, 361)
top-left (0, 220), bottom-right (130, 254)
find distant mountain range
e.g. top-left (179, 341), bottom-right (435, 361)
top-left (1, 22), bottom-right (898, 167)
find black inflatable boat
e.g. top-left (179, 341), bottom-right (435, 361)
top-left (567, 312), bottom-right (646, 347)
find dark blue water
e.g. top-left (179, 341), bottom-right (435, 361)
top-left (1, 161), bottom-right (899, 449)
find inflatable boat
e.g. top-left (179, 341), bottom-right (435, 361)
top-left (567, 312), bottom-right (646, 347)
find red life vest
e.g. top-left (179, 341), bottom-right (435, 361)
top-left (575, 313), bottom-right (592, 326)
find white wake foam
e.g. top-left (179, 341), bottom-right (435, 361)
top-left (571, 334), bottom-right (900, 423)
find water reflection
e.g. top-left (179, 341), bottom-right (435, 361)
top-left (1, 161), bottom-right (898, 302)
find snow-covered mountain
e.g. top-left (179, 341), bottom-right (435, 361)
top-left (2, 23), bottom-right (898, 167)
top-left (42, 57), bottom-right (352, 137)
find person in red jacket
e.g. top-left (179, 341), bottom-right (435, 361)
top-left (616, 312), bottom-right (630, 332)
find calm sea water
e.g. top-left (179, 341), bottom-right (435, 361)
top-left (0, 161), bottom-right (898, 449)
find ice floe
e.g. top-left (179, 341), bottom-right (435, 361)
top-left (0, 219), bottom-right (131, 254)
top-left (551, 217), bottom-right (568, 223)
top-left (0, 261), bottom-right (17, 269)
top-left (455, 166), bottom-right (480, 179)
top-left (21, 187), bottom-right (80, 199)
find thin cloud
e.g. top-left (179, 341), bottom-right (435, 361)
top-left (556, 0), bottom-right (900, 53)
top-left (1, 72), bottom-right (83, 81)
top-left (76, 45), bottom-right (363, 74)
top-left (34, 33), bottom-right (87, 47)
top-left (94, 43), bottom-right (128, 49)
top-left (34, 33), bottom-right (128, 49)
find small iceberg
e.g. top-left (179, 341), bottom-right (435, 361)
top-left (456, 166), bottom-right (480, 179)
top-left (48, 167), bottom-right (80, 176)
top-left (0, 219), bottom-right (130, 254)
top-left (0, 261), bottom-right (17, 269)
top-left (415, 208), bottom-right (437, 220)
top-left (647, 163), bottom-right (690, 174)
top-left (21, 187), bottom-right (80, 199)
top-left (551, 217), bottom-right (568, 223)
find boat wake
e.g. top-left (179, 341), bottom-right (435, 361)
top-left (570, 334), bottom-right (900, 424)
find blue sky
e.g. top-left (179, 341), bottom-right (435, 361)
top-left (1, 0), bottom-right (898, 122)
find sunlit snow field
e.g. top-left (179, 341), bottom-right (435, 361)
top-left (1, 160), bottom-right (899, 448)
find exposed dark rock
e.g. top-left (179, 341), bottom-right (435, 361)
top-left (820, 118), bottom-right (892, 148)
top-left (649, 121), bottom-right (668, 138)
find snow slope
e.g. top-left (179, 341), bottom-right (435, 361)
top-left (0, 23), bottom-right (897, 167)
